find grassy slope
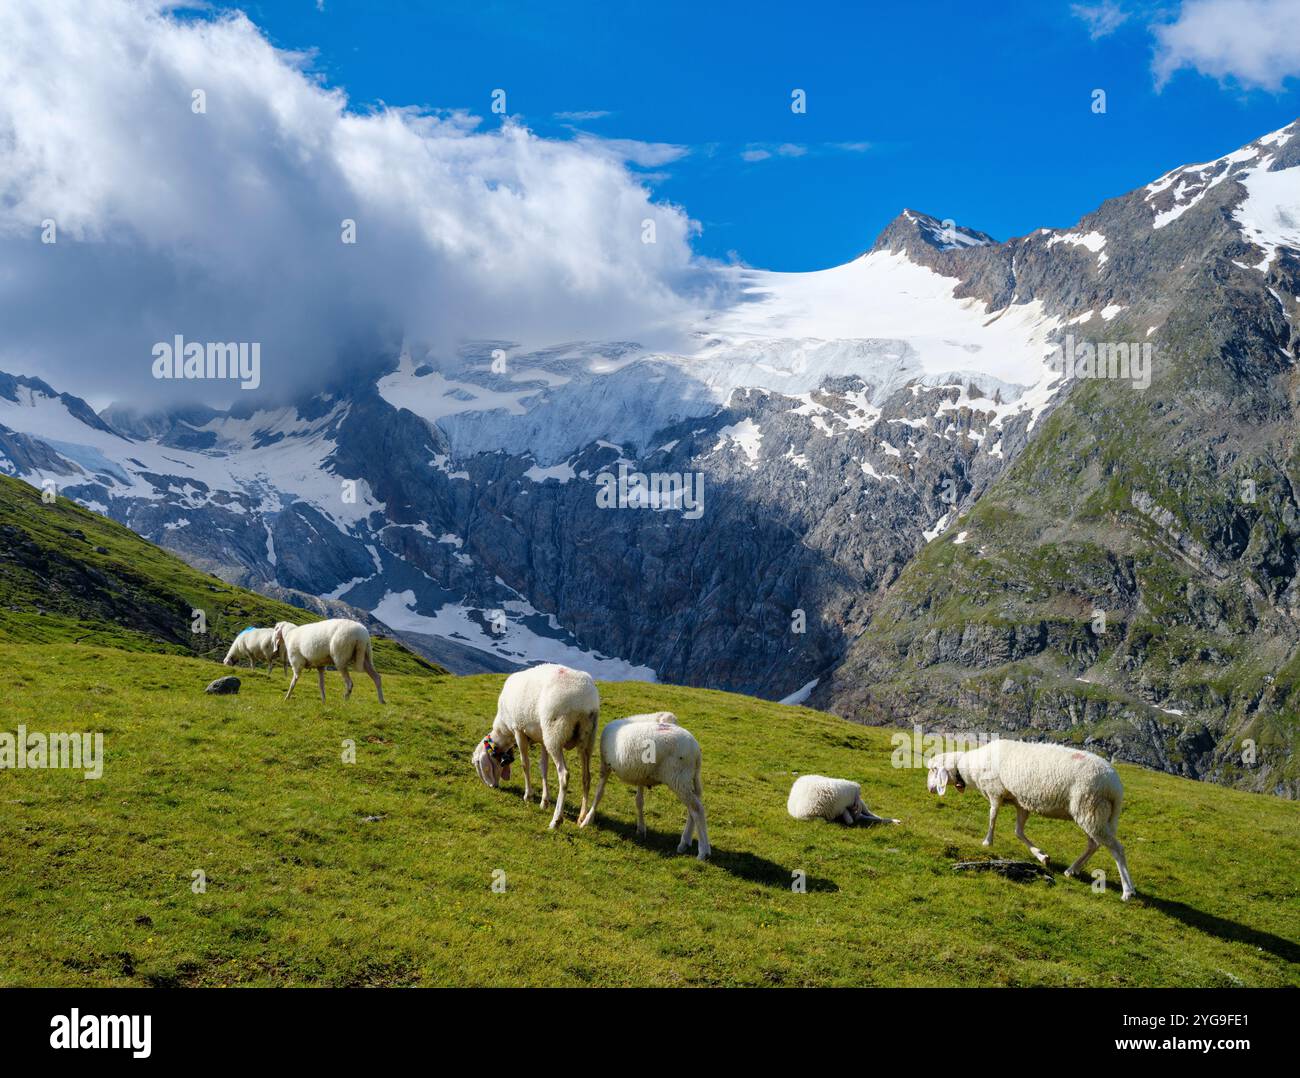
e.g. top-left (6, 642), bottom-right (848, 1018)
top-left (1, 641), bottom-right (1296, 987)
top-left (0, 472), bottom-right (441, 676)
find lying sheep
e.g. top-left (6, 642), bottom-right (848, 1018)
top-left (472, 663), bottom-right (599, 829)
top-left (579, 712), bottom-right (710, 860)
top-left (787, 774), bottom-right (900, 826)
top-left (928, 740), bottom-right (1135, 900)
top-left (274, 618), bottom-right (384, 704)
top-left (223, 627), bottom-right (280, 674)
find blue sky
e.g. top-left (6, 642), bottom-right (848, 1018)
top-left (231, 0), bottom-right (1300, 271)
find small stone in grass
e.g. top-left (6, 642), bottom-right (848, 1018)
top-left (205, 676), bottom-right (241, 695)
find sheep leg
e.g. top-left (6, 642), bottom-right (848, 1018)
top-left (854, 802), bottom-right (900, 825)
top-left (340, 665), bottom-right (354, 700)
top-left (688, 794), bottom-right (710, 860)
top-left (1064, 838), bottom-right (1100, 879)
top-left (284, 666), bottom-right (301, 701)
top-left (516, 738), bottom-right (532, 802)
top-left (547, 749), bottom-right (568, 829)
top-left (634, 786), bottom-right (646, 837)
top-left (982, 798), bottom-right (1000, 846)
top-left (1105, 838), bottom-right (1136, 901)
top-left (678, 800), bottom-right (696, 851)
top-left (579, 762), bottom-right (611, 828)
top-left (538, 744), bottom-right (550, 809)
top-left (578, 734), bottom-right (592, 822)
top-left (316, 668), bottom-right (327, 703)
top-left (362, 649), bottom-right (385, 704)
top-left (1014, 807), bottom-right (1049, 866)
top-left (840, 809), bottom-right (856, 825)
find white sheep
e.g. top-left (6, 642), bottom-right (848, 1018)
top-left (472, 663), bottom-right (599, 829)
top-left (787, 774), bottom-right (901, 826)
top-left (578, 712), bottom-right (711, 860)
top-left (273, 618), bottom-right (384, 704)
top-left (268, 620), bottom-right (297, 673)
top-left (222, 627), bottom-right (280, 674)
top-left (927, 739), bottom-right (1135, 900)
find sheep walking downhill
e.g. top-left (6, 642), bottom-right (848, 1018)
top-left (927, 740), bottom-right (1136, 900)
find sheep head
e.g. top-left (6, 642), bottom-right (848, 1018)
top-left (927, 751), bottom-right (966, 795)
top-left (472, 733), bottom-right (513, 788)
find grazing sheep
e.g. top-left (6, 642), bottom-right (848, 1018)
top-left (274, 618), bottom-right (384, 704)
top-left (472, 663), bottom-right (598, 829)
top-left (787, 774), bottom-right (900, 826)
top-left (578, 712), bottom-right (710, 860)
top-left (927, 740), bottom-right (1135, 900)
top-left (223, 627), bottom-right (279, 674)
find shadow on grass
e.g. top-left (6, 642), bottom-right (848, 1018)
top-left (1136, 893), bottom-right (1300, 965)
top-left (591, 813), bottom-right (838, 892)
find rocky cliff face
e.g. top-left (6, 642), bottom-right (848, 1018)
top-left (3, 120), bottom-right (1298, 795)
top-left (819, 120), bottom-right (1300, 798)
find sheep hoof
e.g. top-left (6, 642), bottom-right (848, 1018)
top-left (676, 842), bottom-right (688, 853)
top-left (696, 849), bottom-right (711, 861)
top-left (981, 839), bottom-right (992, 848)
top-left (1122, 890), bottom-right (1135, 902)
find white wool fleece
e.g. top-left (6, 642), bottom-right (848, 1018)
top-left (927, 739), bottom-right (1135, 899)
top-left (787, 775), bottom-right (863, 821)
top-left (473, 663), bottom-right (600, 830)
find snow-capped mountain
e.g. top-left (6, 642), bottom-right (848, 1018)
top-left (3, 120), bottom-right (1298, 716)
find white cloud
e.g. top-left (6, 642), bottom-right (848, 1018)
top-left (1071, 2), bottom-right (1130, 40)
top-left (740, 142), bottom-right (817, 162)
top-left (1152, 0), bottom-right (1300, 89)
top-left (554, 109), bottom-right (613, 121)
top-left (0, 1), bottom-right (718, 405)
top-left (571, 135), bottom-right (688, 168)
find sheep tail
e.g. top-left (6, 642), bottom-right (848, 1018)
top-left (1107, 785), bottom-right (1124, 829)
top-left (693, 753), bottom-right (704, 798)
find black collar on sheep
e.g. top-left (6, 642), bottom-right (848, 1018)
top-left (483, 735), bottom-right (515, 768)
top-left (952, 762), bottom-right (967, 792)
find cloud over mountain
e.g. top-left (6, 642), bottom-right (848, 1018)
top-left (0, 0), bottom-right (715, 405)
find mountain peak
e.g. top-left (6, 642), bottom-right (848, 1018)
top-left (869, 209), bottom-right (998, 260)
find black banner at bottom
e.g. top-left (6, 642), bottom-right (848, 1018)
top-left (0, 987), bottom-right (1291, 1065)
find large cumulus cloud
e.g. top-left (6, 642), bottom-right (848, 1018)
top-left (0, 1), bottom-right (714, 406)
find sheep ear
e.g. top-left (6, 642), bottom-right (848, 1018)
top-left (500, 763), bottom-right (511, 781)
top-left (934, 767), bottom-right (950, 796)
top-left (472, 744), bottom-right (492, 787)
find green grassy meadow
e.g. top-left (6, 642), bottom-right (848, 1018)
top-left (2, 641), bottom-right (1297, 987)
